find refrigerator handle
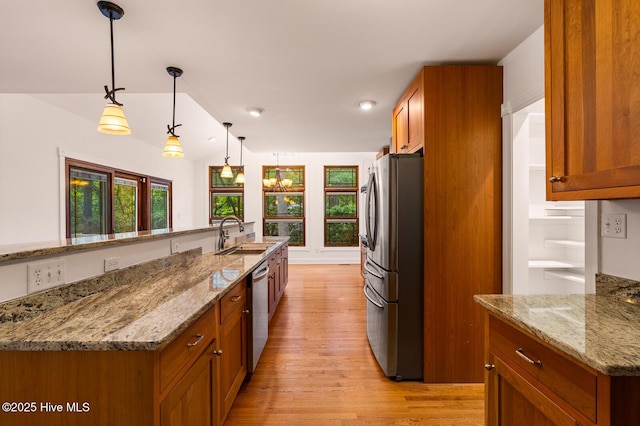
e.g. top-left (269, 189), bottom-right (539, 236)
top-left (364, 260), bottom-right (383, 279)
top-left (363, 283), bottom-right (384, 309)
top-left (365, 171), bottom-right (377, 251)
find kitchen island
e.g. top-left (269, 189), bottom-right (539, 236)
top-left (475, 275), bottom-right (640, 425)
top-left (0, 238), bottom-right (288, 426)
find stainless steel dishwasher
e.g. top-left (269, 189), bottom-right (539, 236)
top-left (247, 259), bottom-right (269, 374)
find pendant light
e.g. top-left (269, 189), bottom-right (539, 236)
top-left (221, 122), bottom-right (233, 178)
top-left (235, 136), bottom-right (245, 184)
top-left (97, 1), bottom-right (130, 135)
top-left (163, 66), bottom-right (184, 158)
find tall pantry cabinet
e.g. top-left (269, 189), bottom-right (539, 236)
top-left (392, 66), bottom-right (503, 383)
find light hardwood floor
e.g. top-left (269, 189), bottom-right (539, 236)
top-left (224, 264), bottom-right (484, 425)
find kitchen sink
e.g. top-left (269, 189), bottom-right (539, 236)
top-left (216, 245), bottom-right (272, 256)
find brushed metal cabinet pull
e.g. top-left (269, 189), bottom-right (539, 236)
top-left (186, 334), bottom-right (204, 348)
top-left (516, 348), bottom-right (542, 367)
top-left (484, 364), bottom-right (495, 371)
top-left (549, 176), bottom-right (562, 183)
top-left (213, 349), bottom-right (223, 356)
top-left (231, 295), bottom-right (242, 302)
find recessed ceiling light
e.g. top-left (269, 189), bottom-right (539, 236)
top-left (359, 100), bottom-right (376, 111)
top-left (247, 107), bottom-right (264, 117)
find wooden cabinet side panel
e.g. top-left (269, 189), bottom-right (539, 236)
top-left (219, 303), bottom-right (247, 423)
top-left (423, 66), bottom-right (503, 383)
top-left (0, 351), bottom-right (155, 426)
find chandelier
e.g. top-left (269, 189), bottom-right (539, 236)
top-left (263, 153), bottom-right (292, 191)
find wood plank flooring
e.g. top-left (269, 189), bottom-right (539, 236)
top-left (224, 264), bottom-right (484, 425)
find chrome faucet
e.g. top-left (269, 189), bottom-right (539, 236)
top-left (217, 216), bottom-right (244, 249)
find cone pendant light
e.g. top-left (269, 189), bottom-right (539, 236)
top-left (97, 1), bottom-right (130, 135)
top-left (235, 136), bottom-right (245, 184)
top-left (163, 66), bottom-right (184, 158)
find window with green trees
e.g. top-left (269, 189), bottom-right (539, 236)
top-left (209, 166), bottom-right (244, 221)
top-left (263, 164), bottom-right (305, 246)
top-left (66, 159), bottom-right (172, 239)
top-left (324, 166), bottom-right (358, 246)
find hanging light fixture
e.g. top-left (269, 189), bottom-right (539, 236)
top-left (263, 152), bottom-right (293, 191)
top-left (163, 66), bottom-right (184, 158)
top-left (97, 1), bottom-right (130, 135)
top-left (235, 136), bottom-right (246, 184)
top-left (221, 122), bottom-right (233, 178)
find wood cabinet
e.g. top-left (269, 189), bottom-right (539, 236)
top-left (416, 65), bottom-right (503, 383)
top-left (484, 313), bottom-right (640, 425)
top-left (267, 242), bottom-right (288, 321)
top-left (160, 340), bottom-right (218, 426)
top-left (392, 72), bottom-right (424, 153)
top-left (218, 280), bottom-right (247, 424)
top-left (0, 303), bottom-right (220, 426)
top-left (545, 0), bottom-right (640, 200)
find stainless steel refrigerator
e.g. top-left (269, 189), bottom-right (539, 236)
top-left (363, 153), bottom-right (423, 380)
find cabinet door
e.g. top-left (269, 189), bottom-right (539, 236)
top-left (392, 102), bottom-right (409, 153)
top-left (160, 341), bottom-right (217, 426)
top-left (486, 354), bottom-right (580, 426)
top-left (219, 297), bottom-right (247, 423)
top-left (406, 82), bottom-right (424, 152)
top-left (545, 0), bottom-right (640, 200)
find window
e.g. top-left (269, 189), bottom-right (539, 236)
top-left (66, 159), bottom-right (172, 238)
top-left (263, 165), bottom-right (305, 246)
top-left (324, 166), bottom-right (358, 247)
top-left (209, 166), bottom-right (244, 222)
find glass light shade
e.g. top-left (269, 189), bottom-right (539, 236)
top-left (269, 178), bottom-right (277, 186)
top-left (163, 135), bottom-right (184, 158)
top-left (282, 178), bottom-right (293, 187)
top-left (97, 103), bottom-right (131, 135)
top-left (262, 178), bottom-right (271, 187)
top-left (221, 164), bottom-right (233, 178)
top-left (235, 171), bottom-right (245, 184)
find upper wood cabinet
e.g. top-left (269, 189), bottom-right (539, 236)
top-left (545, 0), bottom-right (640, 200)
top-left (392, 71), bottom-right (424, 153)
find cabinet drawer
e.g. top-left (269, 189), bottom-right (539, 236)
top-left (489, 315), bottom-right (597, 423)
top-left (159, 304), bottom-right (217, 392)
top-left (220, 280), bottom-right (246, 324)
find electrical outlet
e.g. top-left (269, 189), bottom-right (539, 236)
top-left (104, 257), bottom-right (120, 272)
top-left (27, 258), bottom-right (66, 294)
top-left (170, 239), bottom-right (179, 254)
top-left (601, 213), bottom-right (627, 239)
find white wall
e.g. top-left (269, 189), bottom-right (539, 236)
top-left (0, 94), bottom-right (198, 245)
top-left (600, 200), bottom-right (640, 280)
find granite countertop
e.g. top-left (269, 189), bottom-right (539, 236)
top-left (474, 292), bottom-right (640, 376)
top-left (0, 239), bottom-right (285, 352)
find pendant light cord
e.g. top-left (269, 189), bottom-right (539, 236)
top-left (103, 9), bottom-right (125, 106)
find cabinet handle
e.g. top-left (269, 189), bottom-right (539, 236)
top-left (231, 295), bottom-right (242, 302)
top-left (484, 364), bottom-right (495, 371)
top-left (549, 176), bottom-right (563, 183)
top-left (400, 144), bottom-right (408, 150)
top-left (243, 309), bottom-right (250, 314)
top-left (186, 334), bottom-right (204, 348)
top-left (213, 349), bottom-right (223, 356)
top-left (515, 348), bottom-right (542, 367)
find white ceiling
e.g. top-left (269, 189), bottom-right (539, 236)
top-left (0, 0), bottom-right (543, 160)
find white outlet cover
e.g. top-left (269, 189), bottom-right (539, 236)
top-left (27, 258), bottom-right (66, 294)
top-left (601, 213), bottom-right (627, 239)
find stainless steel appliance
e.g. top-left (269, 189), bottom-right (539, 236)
top-left (247, 259), bottom-right (269, 374)
top-left (364, 153), bottom-right (423, 380)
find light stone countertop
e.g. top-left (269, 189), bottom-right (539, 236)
top-left (474, 293), bottom-right (640, 376)
top-left (0, 239), bottom-right (286, 351)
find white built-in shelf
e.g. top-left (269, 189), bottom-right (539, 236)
top-left (529, 164), bottom-right (546, 171)
top-left (529, 215), bottom-right (585, 221)
top-left (544, 206), bottom-right (585, 211)
top-left (544, 239), bottom-right (585, 248)
top-left (528, 259), bottom-right (584, 269)
top-left (544, 270), bottom-right (586, 284)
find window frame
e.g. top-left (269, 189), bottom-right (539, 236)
top-left (262, 164), bottom-right (306, 246)
top-left (209, 166), bottom-right (245, 223)
top-left (65, 158), bottom-right (172, 238)
top-left (323, 165), bottom-right (359, 247)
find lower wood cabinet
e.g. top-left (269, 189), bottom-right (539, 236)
top-left (218, 280), bottom-right (247, 424)
top-left (484, 313), bottom-right (640, 425)
top-left (160, 340), bottom-right (218, 426)
top-left (267, 242), bottom-right (288, 321)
